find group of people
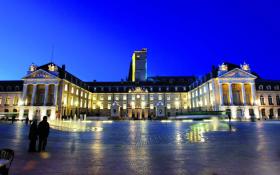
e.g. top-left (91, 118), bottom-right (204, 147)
top-left (28, 116), bottom-right (50, 152)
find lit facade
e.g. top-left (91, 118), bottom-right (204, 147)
top-left (0, 50), bottom-right (279, 121)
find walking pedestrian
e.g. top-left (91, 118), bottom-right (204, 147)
top-left (38, 116), bottom-right (50, 152)
top-left (28, 119), bottom-right (38, 152)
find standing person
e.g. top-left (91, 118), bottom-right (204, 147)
top-left (28, 119), bottom-right (38, 152)
top-left (25, 116), bottom-right (29, 125)
top-left (11, 115), bottom-right (16, 124)
top-left (38, 116), bottom-right (50, 152)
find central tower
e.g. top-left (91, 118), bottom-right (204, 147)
top-left (128, 48), bottom-right (147, 82)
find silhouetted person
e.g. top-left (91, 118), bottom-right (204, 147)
top-left (38, 116), bottom-right (50, 152)
top-left (25, 116), bottom-right (29, 125)
top-left (28, 120), bottom-right (38, 152)
top-left (228, 114), bottom-right (231, 122)
top-left (11, 115), bottom-right (16, 124)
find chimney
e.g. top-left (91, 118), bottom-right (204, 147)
top-left (62, 64), bottom-right (66, 71)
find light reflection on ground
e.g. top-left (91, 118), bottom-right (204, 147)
top-left (49, 120), bottom-right (105, 132)
top-left (1, 120), bottom-right (280, 175)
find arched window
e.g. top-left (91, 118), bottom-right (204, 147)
top-left (276, 95), bottom-right (280, 106)
top-left (259, 85), bottom-right (263, 90)
top-left (15, 86), bottom-right (20, 91)
top-left (260, 95), bottom-right (265, 105)
top-left (261, 109), bottom-right (266, 118)
top-left (275, 85), bottom-right (279, 91)
top-left (268, 95), bottom-right (273, 105)
top-left (269, 108), bottom-right (274, 119)
top-left (266, 85), bottom-right (271, 91)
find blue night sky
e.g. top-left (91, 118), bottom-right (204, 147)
top-left (0, 0), bottom-right (279, 81)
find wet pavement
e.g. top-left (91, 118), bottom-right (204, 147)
top-left (1, 120), bottom-right (280, 175)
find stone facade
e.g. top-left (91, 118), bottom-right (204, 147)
top-left (0, 52), bottom-right (279, 121)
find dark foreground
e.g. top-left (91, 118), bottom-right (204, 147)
top-left (0, 120), bottom-right (280, 175)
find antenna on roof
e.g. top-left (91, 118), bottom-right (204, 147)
top-left (50, 44), bottom-right (55, 63)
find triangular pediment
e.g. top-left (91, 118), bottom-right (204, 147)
top-left (23, 69), bottom-right (58, 79)
top-left (219, 68), bottom-right (257, 79)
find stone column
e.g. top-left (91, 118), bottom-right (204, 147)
top-left (219, 83), bottom-right (224, 105)
top-left (21, 84), bottom-right (28, 105)
top-left (44, 84), bottom-right (49, 106)
top-left (228, 83), bottom-right (233, 105)
top-left (241, 83), bottom-right (246, 105)
top-left (250, 83), bottom-right (256, 105)
top-left (31, 84), bottom-right (37, 105)
top-left (53, 84), bottom-right (58, 106)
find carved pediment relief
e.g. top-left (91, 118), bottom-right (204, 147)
top-left (23, 69), bottom-right (58, 79)
top-left (219, 68), bottom-right (256, 79)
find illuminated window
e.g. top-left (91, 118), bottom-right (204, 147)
top-left (136, 94), bottom-right (140, 99)
top-left (115, 95), bottom-right (119, 100)
top-left (92, 104), bottom-right (96, 109)
top-left (80, 99), bottom-right (83, 108)
top-left (175, 86), bottom-right (178, 91)
top-left (150, 104), bottom-right (154, 109)
top-left (167, 95), bottom-right (171, 101)
top-left (5, 97), bottom-right (10, 105)
top-left (167, 104), bottom-right (171, 109)
top-left (76, 89), bottom-right (79, 95)
top-left (131, 95), bottom-right (135, 100)
top-left (85, 93), bottom-right (87, 98)
top-left (108, 95), bottom-right (111, 100)
top-left (175, 101), bottom-right (180, 109)
top-left (209, 84), bottom-right (213, 91)
top-left (123, 95), bottom-right (127, 100)
top-left (100, 104), bottom-right (103, 109)
top-left (0, 97), bottom-right (2, 105)
top-left (13, 96), bottom-right (18, 105)
top-left (150, 94), bottom-right (154, 100)
top-left (63, 96), bottom-right (67, 105)
top-left (64, 84), bottom-right (68, 91)
top-left (158, 95), bottom-right (162, 100)
top-left (70, 97), bottom-right (74, 106)
top-left (131, 102), bottom-right (135, 109)
top-left (92, 95), bottom-right (96, 100)
top-left (100, 95), bottom-right (104, 100)
top-left (141, 95), bottom-right (145, 100)
top-left (108, 104), bottom-right (111, 109)
top-left (81, 91), bottom-right (83, 97)
top-left (71, 87), bottom-right (74, 94)
top-left (196, 91), bottom-right (198, 96)
top-left (204, 86), bottom-right (207, 93)
top-left (123, 104), bottom-right (127, 109)
top-left (141, 101), bottom-right (146, 109)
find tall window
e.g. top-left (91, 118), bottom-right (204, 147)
top-left (0, 97), bottom-right (2, 105)
top-left (260, 95), bottom-right (265, 105)
top-left (13, 96), bottom-right (18, 105)
top-left (5, 97), bottom-right (10, 105)
top-left (268, 95), bottom-right (273, 105)
top-left (276, 95), bottom-right (280, 106)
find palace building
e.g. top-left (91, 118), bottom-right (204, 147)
top-left (0, 48), bottom-right (279, 121)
